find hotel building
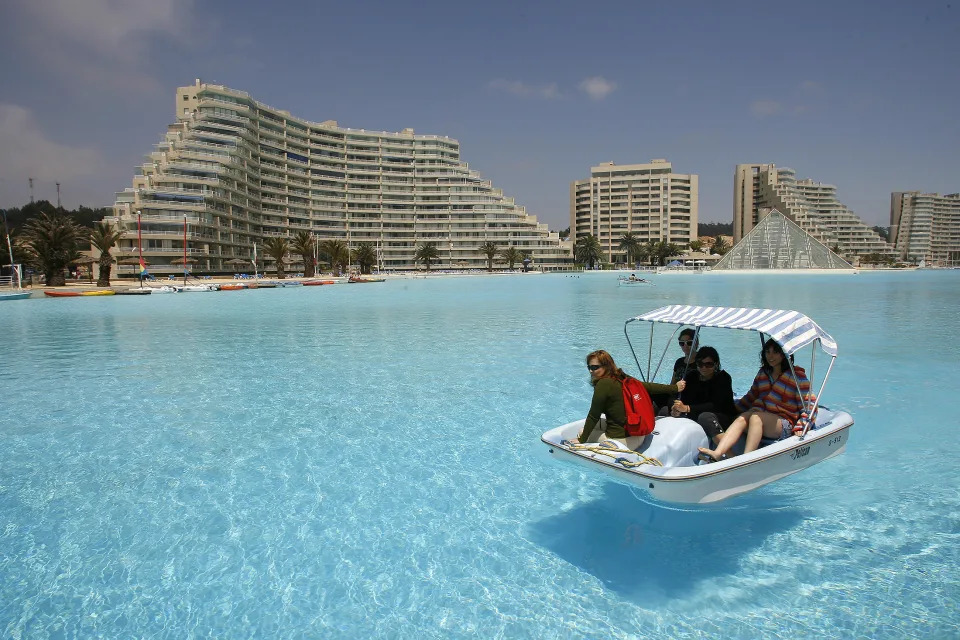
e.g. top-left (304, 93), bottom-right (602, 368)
top-left (890, 191), bottom-right (960, 266)
top-left (734, 164), bottom-right (894, 263)
top-left (570, 160), bottom-right (698, 262)
top-left (112, 80), bottom-right (571, 272)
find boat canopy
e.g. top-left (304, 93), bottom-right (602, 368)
top-left (631, 305), bottom-right (837, 356)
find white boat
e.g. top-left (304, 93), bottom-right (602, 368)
top-left (149, 285), bottom-right (180, 294)
top-left (181, 284), bottom-right (218, 292)
top-left (541, 305), bottom-right (854, 505)
top-left (617, 275), bottom-right (654, 286)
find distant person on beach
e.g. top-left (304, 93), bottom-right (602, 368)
top-left (699, 338), bottom-right (814, 462)
top-left (667, 346), bottom-right (737, 442)
top-left (570, 350), bottom-right (685, 450)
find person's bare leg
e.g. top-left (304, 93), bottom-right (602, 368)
top-left (699, 414), bottom-right (747, 461)
top-left (744, 413), bottom-right (764, 453)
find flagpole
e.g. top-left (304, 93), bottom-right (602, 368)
top-left (2, 209), bottom-right (20, 290)
top-left (183, 214), bottom-right (187, 286)
top-left (137, 211), bottom-right (144, 288)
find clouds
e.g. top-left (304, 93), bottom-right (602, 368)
top-left (10, 0), bottom-right (196, 95)
top-left (487, 79), bottom-right (560, 99)
top-left (488, 75), bottom-right (618, 101)
top-left (578, 77), bottom-right (617, 101)
top-left (0, 104), bottom-right (102, 183)
top-left (750, 80), bottom-right (824, 118)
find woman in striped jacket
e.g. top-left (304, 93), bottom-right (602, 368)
top-left (698, 338), bottom-right (815, 462)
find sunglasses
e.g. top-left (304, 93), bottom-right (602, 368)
top-left (678, 340), bottom-right (695, 347)
top-left (587, 364), bottom-right (602, 371)
top-left (696, 361), bottom-right (716, 369)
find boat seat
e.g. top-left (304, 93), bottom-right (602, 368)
top-left (635, 417), bottom-right (708, 467)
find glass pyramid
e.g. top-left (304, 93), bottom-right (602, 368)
top-left (713, 210), bottom-right (852, 270)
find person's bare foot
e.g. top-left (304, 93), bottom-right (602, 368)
top-left (698, 447), bottom-right (726, 462)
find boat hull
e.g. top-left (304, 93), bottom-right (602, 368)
top-left (541, 410), bottom-right (853, 504)
top-left (0, 291), bottom-right (30, 301)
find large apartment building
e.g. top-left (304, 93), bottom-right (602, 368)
top-left (890, 191), bottom-right (960, 266)
top-left (734, 164), bottom-right (893, 263)
top-left (570, 160), bottom-right (698, 262)
top-left (112, 80), bottom-right (571, 273)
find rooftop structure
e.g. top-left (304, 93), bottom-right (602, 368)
top-left (734, 164), bottom-right (894, 264)
top-left (112, 80), bottom-right (571, 273)
top-left (712, 209), bottom-right (853, 271)
top-left (890, 191), bottom-right (960, 266)
top-left (570, 159), bottom-right (698, 264)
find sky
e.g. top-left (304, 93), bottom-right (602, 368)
top-left (0, 0), bottom-right (957, 229)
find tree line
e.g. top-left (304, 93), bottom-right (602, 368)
top-left (1, 202), bottom-right (538, 286)
top-left (572, 232), bottom-right (730, 269)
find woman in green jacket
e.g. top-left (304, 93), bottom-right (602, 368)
top-left (571, 350), bottom-right (685, 450)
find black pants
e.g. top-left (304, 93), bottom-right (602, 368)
top-left (695, 412), bottom-right (732, 441)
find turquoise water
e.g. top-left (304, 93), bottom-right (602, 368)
top-left (1, 272), bottom-right (957, 638)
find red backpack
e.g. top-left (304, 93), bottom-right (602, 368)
top-left (621, 376), bottom-right (656, 437)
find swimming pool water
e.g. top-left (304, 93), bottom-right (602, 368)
top-left (1, 272), bottom-right (957, 638)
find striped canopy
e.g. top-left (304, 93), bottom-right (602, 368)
top-left (633, 305), bottom-right (838, 356)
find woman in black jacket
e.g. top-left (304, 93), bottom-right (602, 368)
top-left (669, 346), bottom-right (736, 443)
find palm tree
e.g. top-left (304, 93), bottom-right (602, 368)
top-left (478, 241), bottom-right (499, 272)
top-left (712, 236), bottom-right (729, 255)
top-left (650, 240), bottom-right (683, 266)
top-left (318, 239), bottom-right (350, 274)
top-left (500, 246), bottom-right (523, 270)
top-left (88, 222), bottom-right (125, 286)
top-left (21, 211), bottom-right (87, 286)
top-left (574, 234), bottom-right (602, 269)
top-left (263, 237), bottom-right (289, 279)
top-left (689, 240), bottom-right (704, 252)
top-left (289, 231), bottom-right (317, 277)
top-left (352, 242), bottom-right (377, 274)
top-left (618, 232), bottom-right (641, 266)
top-left (414, 242), bottom-right (439, 270)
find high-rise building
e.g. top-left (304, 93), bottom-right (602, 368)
top-left (112, 80), bottom-right (571, 273)
top-left (890, 191), bottom-right (960, 266)
top-left (570, 159), bottom-right (698, 263)
top-left (734, 164), bottom-right (893, 263)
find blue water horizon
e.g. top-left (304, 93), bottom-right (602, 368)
top-left (1, 271), bottom-right (957, 638)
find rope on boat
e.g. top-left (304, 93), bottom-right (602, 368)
top-left (565, 441), bottom-right (663, 467)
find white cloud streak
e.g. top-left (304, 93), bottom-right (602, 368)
top-left (750, 100), bottom-right (783, 117)
top-left (0, 104), bottom-right (102, 183)
top-left (488, 79), bottom-right (561, 99)
top-left (11, 0), bottom-right (196, 95)
top-left (578, 77), bottom-right (617, 101)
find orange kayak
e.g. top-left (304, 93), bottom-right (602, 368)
top-left (302, 280), bottom-right (336, 286)
top-left (44, 290), bottom-right (81, 297)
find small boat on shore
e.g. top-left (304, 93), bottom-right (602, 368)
top-left (219, 283), bottom-right (248, 291)
top-left (0, 291), bottom-right (30, 301)
top-left (44, 289), bottom-right (116, 297)
top-left (302, 279), bottom-right (336, 286)
top-left (348, 276), bottom-right (385, 283)
top-left (541, 305), bottom-right (854, 505)
top-left (150, 285), bottom-right (179, 294)
top-left (115, 288), bottom-right (152, 295)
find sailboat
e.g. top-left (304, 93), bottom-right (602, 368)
top-left (1, 211), bottom-right (29, 301)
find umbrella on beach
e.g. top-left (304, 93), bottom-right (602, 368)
top-left (170, 256), bottom-right (199, 265)
top-left (117, 256), bottom-right (150, 265)
top-left (226, 258), bottom-right (250, 266)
